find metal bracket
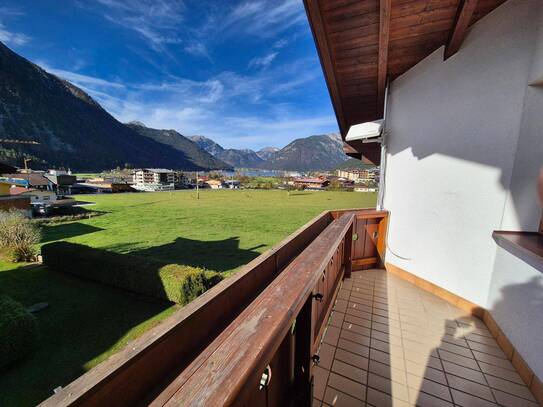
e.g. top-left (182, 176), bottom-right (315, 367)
top-left (313, 293), bottom-right (324, 302)
top-left (259, 365), bottom-right (272, 390)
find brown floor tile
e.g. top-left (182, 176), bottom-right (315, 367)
top-left (342, 322), bottom-right (371, 339)
top-left (484, 375), bottom-right (536, 401)
top-left (341, 330), bottom-right (371, 348)
top-left (327, 372), bottom-right (366, 401)
top-left (366, 387), bottom-right (411, 407)
top-left (324, 326), bottom-right (341, 347)
top-left (330, 311), bottom-right (345, 328)
top-left (323, 387), bottom-right (364, 407)
top-left (332, 360), bottom-right (367, 385)
top-left (368, 359), bottom-right (408, 386)
top-left (405, 359), bottom-right (446, 384)
top-left (334, 348), bottom-right (369, 370)
top-left (437, 349), bottom-right (480, 371)
top-left (409, 389), bottom-right (454, 407)
top-left (446, 374), bottom-right (495, 402)
top-left (314, 365), bottom-right (330, 401)
top-left (477, 361), bottom-right (524, 385)
top-left (491, 389), bottom-right (539, 407)
top-left (349, 302), bottom-right (373, 314)
top-left (437, 341), bottom-right (474, 358)
top-left (318, 343), bottom-right (336, 370)
top-left (467, 340), bottom-right (507, 359)
top-left (344, 313), bottom-right (372, 329)
top-left (472, 350), bottom-right (516, 371)
top-left (337, 338), bottom-right (370, 358)
top-left (315, 270), bottom-right (536, 407)
top-left (406, 373), bottom-right (452, 402)
top-left (450, 389), bottom-right (498, 407)
top-left (368, 372), bottom-right (410, 402)
top-left (441, 360), bottom-right (486, 385)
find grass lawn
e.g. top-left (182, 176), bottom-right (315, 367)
top-left (41, 189), bottom-right (376, 274)
top-left (0, 189), bottom-right (376, 406)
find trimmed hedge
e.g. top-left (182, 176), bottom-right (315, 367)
top-left (42, 242), bottom-right (222, 305)
top-left (0, 294), bottom-right (39, 368)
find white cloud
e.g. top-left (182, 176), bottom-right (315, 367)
top-left (248, 52), bottom-right (278, 70)
top-left (0, 7), bottom-right (30, 46)
top-left (41, 65), bottom-right (125, 89)
top-left (38, 53), bottom-right (337, 149)
top-left (184, 42), bottom-right (211, 59)
top-left (273, 38), bottom-right (288, 49)
top-left (227, 0), bottom-right (305, 36)
top-left (0, 23), bottom-right (29, 46)
top-left (90, 0), bottom-right (185, 52)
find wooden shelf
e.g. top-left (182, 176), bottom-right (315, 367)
top-left (493, 231), bottom-right (543, 272)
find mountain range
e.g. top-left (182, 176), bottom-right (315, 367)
top-left (191, 134), bottom-right (348, 171)
top-left (0, 41), bottom-right (348, 172)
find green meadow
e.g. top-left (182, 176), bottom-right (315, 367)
top-left (0, 189), bottom-right (376, 406)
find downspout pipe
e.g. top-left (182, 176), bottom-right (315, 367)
top-left (376, 80), bottom-right (389, 211)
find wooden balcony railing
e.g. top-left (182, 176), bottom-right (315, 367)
top-left (41, 208), bottom-right (387, 407)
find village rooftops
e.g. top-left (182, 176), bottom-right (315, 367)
top-left (1, 173), bottom-right (50, 187)
top-left (137, 168), bottom-right (174, 173)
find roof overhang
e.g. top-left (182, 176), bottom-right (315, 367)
top-left (303, 0), bottom-right (508, 165)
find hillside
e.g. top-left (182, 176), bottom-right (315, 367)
top-left (264, 134), bottom-right (348, 171)
top-left (190, 136), bottom-right (266, 168)
top-left (0, 42), bottom-right (218, 171)
top-left (127, 123), bottom-right (232, 170)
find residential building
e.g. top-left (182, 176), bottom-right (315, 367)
top-left (0, 173), bottom-right (53, 191)
top-left (43, 2), bottom-right (543, 407)
top-left (10, 187), bottom-right (57, 204)
top-left (292, 177), bottom-right (330, 190)
top-left (132, 168), bottom-right (180, 192)
top-left (44, 170), bottom-right (77, 195)
top-left (205, 179), bottom-right (224, 189)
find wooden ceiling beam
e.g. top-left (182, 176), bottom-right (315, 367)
top-left (377, 0), bottom-right (392, 116)
top-left (304, 0), bottom-right (348, 135)
top-left (445, 0), bottom-right (478, 59)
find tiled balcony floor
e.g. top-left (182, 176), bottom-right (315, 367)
top-left (314, 269), bottom-right (538, 407)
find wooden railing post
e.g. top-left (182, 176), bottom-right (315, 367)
top-left (344, 223), bottom-right (353, 279)
top-left (293, 295), bottom-right (314, 406)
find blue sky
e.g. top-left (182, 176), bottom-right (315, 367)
top-left (0, 0), bottom-right (339, 150)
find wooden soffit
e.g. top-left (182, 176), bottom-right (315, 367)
top-left (304, 0), bottom-right (508, 164)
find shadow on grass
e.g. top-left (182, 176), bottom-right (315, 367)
top-left (0, 263), bottom-right (172, 407)
top-left (129, 236), bottom-right (266, 272)
top-left (40, 222), bottom-right (104, 243)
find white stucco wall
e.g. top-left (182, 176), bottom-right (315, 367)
top-left (486, 5), bottom-right (543, 379)
top-left (383, 0), bottom-right (539, 306)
